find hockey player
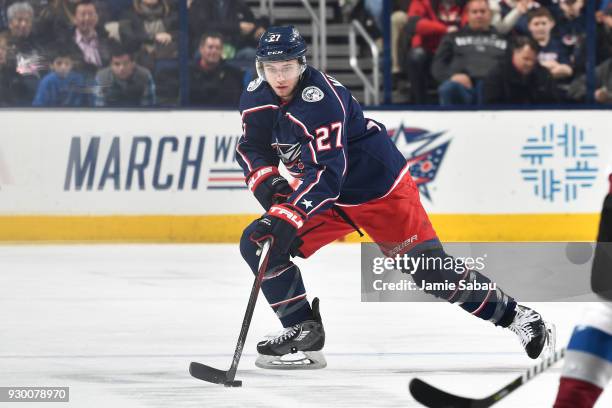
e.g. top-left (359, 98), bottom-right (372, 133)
top-left (236, 25), bottom-right (555, 369)
top-left (553, 174), bottom-right (612, 408)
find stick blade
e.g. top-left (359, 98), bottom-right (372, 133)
top-left (409, 378), bottom-right (476, 408)
top-left (189, 362), bottom-right (230, 385)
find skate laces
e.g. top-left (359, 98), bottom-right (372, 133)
top-left (267, 325), bottom-right (299, 345)
top-left (509, 306), bottom-right (541, 347)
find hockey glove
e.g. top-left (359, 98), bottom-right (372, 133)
top-left (246, 166), bottom-right (293, 210)
top-left (250, 203), bottom-right (305, 254)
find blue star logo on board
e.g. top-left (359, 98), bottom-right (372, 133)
top-left (520, 123), bottom-right (599, 202)
top-left (388, 123), bottom-right (451, 202)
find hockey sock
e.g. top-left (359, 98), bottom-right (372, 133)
top-left (409, 248), bottom-right (517, 327)
top-left (553, 377), bottom-right (603, 408)
top-left (559, 325), bottom-right (612, 392)
top-left (261, 262), bottom-right (312, 327)
top-left (453, 269), bottom-right (517, 327)
top-left (240, 223), bottom-right (312, 327)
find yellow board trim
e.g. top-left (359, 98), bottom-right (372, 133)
top-left (0, 213), bottom-right (599, 243)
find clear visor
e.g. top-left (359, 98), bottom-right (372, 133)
top-left (262, 62), bottom-right (301, 80)
top-left (257, 59), bottom-right (306, 82)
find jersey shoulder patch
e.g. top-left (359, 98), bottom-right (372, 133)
top-left (247, 77), bottom-right (263, 92)
top-left (302, 86), bottom-right (324, 103)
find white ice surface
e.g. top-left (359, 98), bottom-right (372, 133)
top-left (1, 243), bottom-right (610, 407)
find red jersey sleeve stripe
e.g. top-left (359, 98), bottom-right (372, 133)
top-left (240, 104), bottom-right (279, 120)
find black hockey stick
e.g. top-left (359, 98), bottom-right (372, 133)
top-left (409, 348), bottom-right (565, 408)
top-left (189, 239), bottom-right (272, 387)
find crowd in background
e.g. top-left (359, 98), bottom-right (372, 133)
top-left (0, 0), bottom-right (267, 107)
top-left (391, 0), bottom-right (612, 105)
top-left (0, 0), bottom-right (610, 107)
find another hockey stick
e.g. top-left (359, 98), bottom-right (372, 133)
top-left (409, 348), bottom-right (565, 407)
top-left (189, 239), bottom-right (272, 387)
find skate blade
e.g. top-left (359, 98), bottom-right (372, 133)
top-left (255, 351), bottom-right (327, 370)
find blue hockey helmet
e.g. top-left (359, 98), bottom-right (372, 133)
top-left (256, 26), bottom-right (307, 80)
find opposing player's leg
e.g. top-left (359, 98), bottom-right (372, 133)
top-left (239, 210), bottom-right (354, 368)
top-left (346, 171), bottom-right (554, 359)
top-left (554, 176), bottom-right (612, 407)
top-left (553, 303), bottom-right (612, 408)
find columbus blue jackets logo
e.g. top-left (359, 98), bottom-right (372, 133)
top-left (302, 86), bottom-right (324, 103)
top-left (389, 123), bottom-right (451, 201)
top-left (272, 141), bottom-right (304, 177)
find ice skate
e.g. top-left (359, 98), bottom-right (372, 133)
top-left (255, 297), bottom-right (326, 369)
top-left (509, 304), bottom-right (556, 359)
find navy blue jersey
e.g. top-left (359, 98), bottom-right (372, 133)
top-left (538, 37), bottom-right (571, 66)
top-left (236, 66), bottom-right (407, 217)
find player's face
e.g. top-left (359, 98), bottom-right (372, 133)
top-left (263, 60), bottom-right (301, 102)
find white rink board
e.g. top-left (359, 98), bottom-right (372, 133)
top-left (0, 110), bottom-right (610, 215)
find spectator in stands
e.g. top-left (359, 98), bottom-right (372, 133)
top-left (119, 0), bottom-right (178, 72)
top-left (4, 2), bottom-right (42, 57)
top-left (597, 3), bottom-right (612, 63)
top-left (33, 46), bottom-right (92, 106)
top-left (189, 32), bottom-right (243, 107)
top-left (364, 0), bottom-right (384, 33)
top-left (0, 32), bottom-right (16, 105)
top-left (0, 1), bottom-right (48, 33)
top-left (553, 0), bottom-right (585, 62)
top-left (567, 57), bottom-right (612, 104)
top-left (59, 0), bottom-right (112, 78)
top-left (0, 37), bottom-right (33, 106)
top-left (527, 7), bottom-right (573, 80)
top-left (489, 0), bottom-right (533, 34)
top-left (2, 1), bottom-right (46, 104)
top-left (391, 0), bottom-right (410, 77)
top-left (188, 0), bottom-right (267, 71)
top-left (39, 0), bottom-right (111, 43)
top-left (402, 0), bottom-right (465, 104)
top-left (432, 0), bottom-right (508, 105)
top-left (94, 41), bottom-right (156, 106)
top-left (483, 36), bottom-right (559, 104)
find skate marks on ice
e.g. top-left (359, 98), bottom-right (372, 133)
top-left (0, 351), bottom-right (565, 408)
top-left (1, 244), bottom-right (611, 407)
